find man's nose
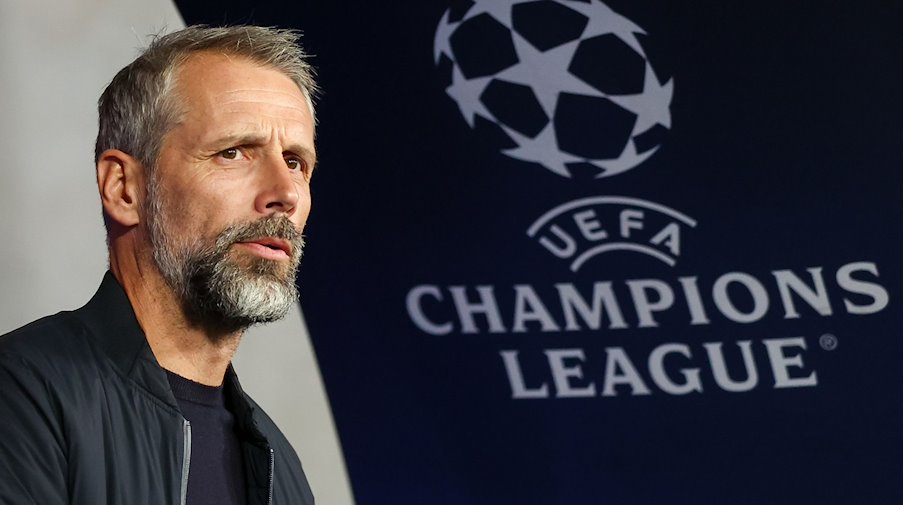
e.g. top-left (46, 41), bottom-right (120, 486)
top-left (255, 155), bottom-right (302, 217)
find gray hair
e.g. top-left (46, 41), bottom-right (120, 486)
top-left (94, 25), bottom-right (318, 172)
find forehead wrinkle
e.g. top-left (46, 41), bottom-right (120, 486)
top-left (218, 110), bottom-right (313, 123)
top-left (215, 101), bottom-right (312, 122)
top-left (205, 104), bottom-right (315, 140)
top-left (214, 117), bottom-right (315, 142)
top-left (220, 87), bottom-right (302, 96)
top-left (217, 88), bottom-right (308, 104)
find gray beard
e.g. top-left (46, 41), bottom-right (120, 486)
top-left (146, 179), bottom-right (304, 334)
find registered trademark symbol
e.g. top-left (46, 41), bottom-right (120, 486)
top-left (819, 334), bottom-right (839, 351)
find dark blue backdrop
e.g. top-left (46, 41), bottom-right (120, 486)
top-left (179, 1), bottom-right (903, 503)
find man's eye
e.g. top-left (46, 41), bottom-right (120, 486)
top-left (286, 158), bottom-right (302, 172)
top-left (220, 148), bottom-right (243, 160)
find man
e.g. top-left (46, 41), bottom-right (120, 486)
top-left (0, 25), bottom-right (318, 505)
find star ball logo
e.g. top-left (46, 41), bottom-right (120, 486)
top-left (434, 0), bottom-right (688, 271)
top-left (433, 0), bottom-right (673, 179)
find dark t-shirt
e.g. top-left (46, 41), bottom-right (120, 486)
top-left (166, 370), bottom-right (247, 505)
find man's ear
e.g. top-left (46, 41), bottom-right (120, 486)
top-left (96, 149), bottom-right (145, 228)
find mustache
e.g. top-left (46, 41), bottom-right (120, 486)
top-left (214, 216), bottom-right (305, 259)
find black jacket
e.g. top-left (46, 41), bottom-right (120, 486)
top-left (0, 273), bottom-right (315, 505)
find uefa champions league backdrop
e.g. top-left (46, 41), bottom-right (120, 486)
top-left (177, 1), bottom-right (903, 502)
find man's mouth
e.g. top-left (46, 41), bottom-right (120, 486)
top-left (235, 237), bottom-right (292, 259)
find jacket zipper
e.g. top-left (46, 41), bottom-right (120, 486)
top-left (180, 420), bottom-right (192, 505)
top-left (267, 448), bottom-right (275, 505)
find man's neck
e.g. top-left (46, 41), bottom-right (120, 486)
top-left (111, 254), bottom-right (242, 386)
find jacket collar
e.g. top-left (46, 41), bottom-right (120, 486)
top-left (76, 271), bottom-right (180, 410)
top-left (78, 272), bottom-right (272, 500)
top-left (76, 271), bottom-right (268, 434)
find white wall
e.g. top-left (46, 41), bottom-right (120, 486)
top-left (0, 2), bottom-right (353, 503)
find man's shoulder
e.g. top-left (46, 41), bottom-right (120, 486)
top-left (0, 273), bottom-right (136, 377)
top-left (0, 309), bottom-right (93, 374)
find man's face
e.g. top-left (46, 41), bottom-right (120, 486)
top-left (145, 52), bottom-right (316, 331)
